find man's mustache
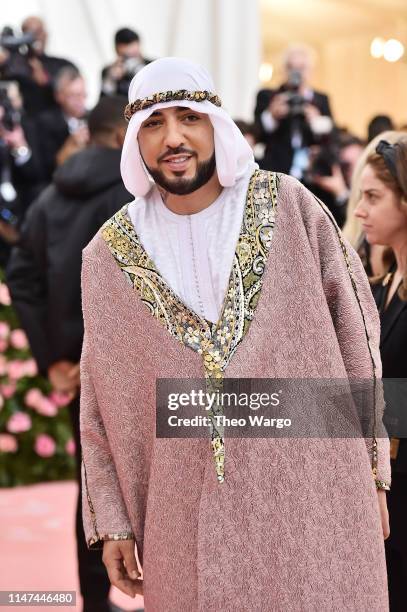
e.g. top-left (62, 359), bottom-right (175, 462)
top-left (158, 147), bottom-right (197, 163)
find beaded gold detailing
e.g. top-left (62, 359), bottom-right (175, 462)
top-left (124, 89), bottom-right (222, 120)
top-left (375, 479), bottom-right (391, 491)
top-left (88, 532), bottom-right (135, 549)
top-left (82, 459), bottom-right (100, 544)
top-left (101, 170), bottom-right (279, 483)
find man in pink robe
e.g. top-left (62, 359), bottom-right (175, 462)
top-left (80, 58), bottom-right (391, 611)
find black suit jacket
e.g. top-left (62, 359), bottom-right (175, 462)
top-left (254, 86), bottom-right (332, 173)
top-left (372, 281), bottom-right (407, 473)
top-left (37, 107), bottom-right (70, 182)
top-left (6, 146), bottom-right (131, 375)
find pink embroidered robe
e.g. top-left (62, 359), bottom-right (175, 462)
top-left (80, 171), bottom-right (391, 611)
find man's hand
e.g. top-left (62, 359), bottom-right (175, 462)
top-left (1, 125), bottom-right (29, 150)
top-left (103, 540), bottom-right (143, 598)
top-left (304, 102), bottom-right (321, 122)
top-left (268, 93), bottom-right (289, 121)
top-left (377, 489), bottom-right (390, 540)
top-left (28, 57), bottom-right (49, 86)
top-left (107, 59), bottom-right (126, 82)
top-left (48, 360), bottom-right (80, 397)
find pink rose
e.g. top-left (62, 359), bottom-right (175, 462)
top-left (0, 433), bottom-right (18, 452)
top-left (7, 412), bottom-right (32, 433)
top-left (22, 359), bottom-right (38, 377)
top-left (10, 329), bottom-right (29, 350)
top-left (0, 284), bottom-right (11, 306)
top-left (1, 381), bottom-right (17, 399)
top-left (65, 438), bottom-right (76, 456)
top-left (6, 360), bottom-right (26, 380)
top-left (49, 391), bottom-right (72, 407)
top-left (24, 388), bottom-right (44, 409)
top-left (34, 434), bottom-right (56, 457)
top-left (0, 339), bottom-right (8, 353)
top-left (0, 321), bottom-right (10, 340)
top-left (35, 397), bottom-right (58, 417)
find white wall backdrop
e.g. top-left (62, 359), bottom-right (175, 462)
top-left (2, 0), bottom-right (261, 119)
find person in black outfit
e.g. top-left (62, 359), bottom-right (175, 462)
top-left (254, 44), bottom-right (333, 175)
top-left (0, 82), bottom-right (45, 265)
top-left (37, 66), bottom-right (89, 182)
top-left (101, 28), bottom-right (152, 97)
top-left (354, 135), bottom-right (407, 612)
top-left (0, 16), bottom-right (77, 117)
top-left (6, 95), bottom-right (132, 612)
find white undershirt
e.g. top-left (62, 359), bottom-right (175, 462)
top-left (128, 165), bottom-right (255, 323)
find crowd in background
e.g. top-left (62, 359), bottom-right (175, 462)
top-left (1, 16), bottom-right (407, 612)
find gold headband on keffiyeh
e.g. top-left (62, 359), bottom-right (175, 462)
top-left (124, 89), bottom-right (222, 121)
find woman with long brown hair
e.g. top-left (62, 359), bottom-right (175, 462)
top-left (355, 135), bottom-right (407, 611)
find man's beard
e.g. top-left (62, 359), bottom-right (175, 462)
top-left (145, 151), bottom-right (216, 195)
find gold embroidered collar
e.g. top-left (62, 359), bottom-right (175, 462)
top-left (101, 169), bottom-right (279, 482)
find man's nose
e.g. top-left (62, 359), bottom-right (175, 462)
top-left (163, 119), bottom-right (184, 149)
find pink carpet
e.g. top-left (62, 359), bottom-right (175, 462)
top-left (0, 481), bottom-right (144, 611)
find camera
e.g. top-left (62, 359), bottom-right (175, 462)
top-left (122, 56), bottom-right (145, 78)
top-left (0, 85), bottom-right (21, 131)
top-left (0, 26), bottom-right (38, 57)
top-left (285, 69), bottom-right (306, 117)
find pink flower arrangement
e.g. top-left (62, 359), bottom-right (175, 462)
top-left (0, 283), bottom-right (11, 306)
top-left (24, 388), bottom-right (43, 408)
top-left (0, 433), bottom-right (18, 452)
top-left (10, 329), bottom-right (29, 350)
top-left (7, 412), bottom-right (32, 433)
top-left (22, 359), bottom-right (38, 377)
top-left (34, 434), bottom-right (56, 457)
top-left (6, 360), bottom-right (26, 380)
top-left (1, 381), bottom-right (17, 399)
top-left (65, 438), bottom-right (76, 456)
top-left (49, 391), bottom-right (72, 407)
top-left (24, 388), bottom-right (58, 416)
top-left (36, 397), bottom-right (58, 417)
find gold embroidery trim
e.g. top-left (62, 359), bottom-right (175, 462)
top-left (375, 479), bottom-right (391, 491)
top-left (124, 89), bottom-right (222, 121)
top-left (82, 457), bottom-right (100, 543)
top-left (101, 170), bottom-right (279, 483)
top-left (88, 532), bottom-right (135, 549)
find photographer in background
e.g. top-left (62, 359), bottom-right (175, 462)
top-left (254, 44), bottom-right (333, 177)
top-left (100, 27), bottom-right (152, 97)
top-left (0, 17), bottom-right (77, 117)
top-left (38, 67), bottom-right (89, 182)
top-left (0, 81), bottom-right (44, 266)
top-left (305, 131), bottom-right (364, 228)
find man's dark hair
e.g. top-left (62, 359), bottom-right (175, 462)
top-left (54, 66), bottom-right (81, 92)
top-left (114, 28), bottom-right (140, 46)
top-left (338, 132), bottom-right (365, 150)
top-left (367, 115), bottom-right (395, 143)
top-left (88, 95), bottom-right (127, 138)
